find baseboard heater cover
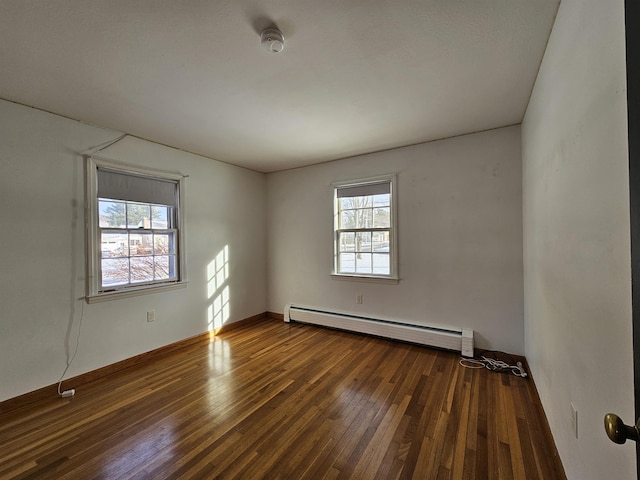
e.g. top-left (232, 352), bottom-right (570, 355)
top-left (284, 304), bottom-right (474, 357)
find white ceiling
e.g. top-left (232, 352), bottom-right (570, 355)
top-left (0, 1), bottom-right (559, 173)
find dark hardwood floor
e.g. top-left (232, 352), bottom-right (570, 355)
top-left (0, 318), bottom-right (565, 479)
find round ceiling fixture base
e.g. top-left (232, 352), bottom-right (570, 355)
top-left (261, 27), bottom-right (285, 54)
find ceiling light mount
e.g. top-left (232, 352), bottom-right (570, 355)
top-left (260, 27), bottom-right (285, 54)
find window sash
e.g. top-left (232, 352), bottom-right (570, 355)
top-left (99, 227), bottom-right (179, 291)
top-left (100, 256), bottom-right (178, 291)
top-left (98, 199), bottom-right (176, 230)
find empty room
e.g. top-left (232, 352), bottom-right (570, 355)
top-left (0, 0), bottom-right (636, 479)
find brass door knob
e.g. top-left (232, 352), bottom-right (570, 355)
top-left (604, 413), bottom-right (640, 444)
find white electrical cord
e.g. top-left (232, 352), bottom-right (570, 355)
top-left (459, 358), bottom-right (485, 369)
top-left (57, 300), bottom-right (84, 397)
top-left (55, 138), bottom-right (122, 399)
top-left (460, 355), bottom-right (527, 377)
top-left (81, 134), bottom-right (128, 156)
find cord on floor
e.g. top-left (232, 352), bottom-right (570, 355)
top-left (459, 350), bottom-right (527, 378)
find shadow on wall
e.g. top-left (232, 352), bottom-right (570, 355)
top-left (207, 245), bottom-right (230, 332)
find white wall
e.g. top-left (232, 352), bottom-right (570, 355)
top-left (522, 0), bottom-right (634, 478)
top-left (267, 126), bottom-right (524, 354)
top-left (0, 99), bottom-right (267, 402)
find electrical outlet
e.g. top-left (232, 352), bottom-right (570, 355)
top-left (356, 294), bottom-right (363, 304)
top-left (147, 311), bottom-right (155, 322)
top-left (571, 403), bottom-right (578, 439)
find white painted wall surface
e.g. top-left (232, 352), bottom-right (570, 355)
top-left (267, 126), bottom-right (524, 354)
top-left (522, 1), bottom-right (634, 478)
top-left (0, 100), bottom-right (267, 402)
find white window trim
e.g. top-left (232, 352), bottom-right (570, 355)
top-left (85, 155), bottom-right (187, 303)
top-left (331, 174), bottom-right (398, 282)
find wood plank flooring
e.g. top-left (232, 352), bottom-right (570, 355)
top-left (0, 318), bottom-right (566, 479)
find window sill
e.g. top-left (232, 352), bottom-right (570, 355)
top-left (86, 281), bottom-right (188, 303)
top-left (330, 273), bottom-right (399, 284)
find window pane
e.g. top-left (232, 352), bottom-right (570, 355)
top-left (373, 254), bottom-right (390, 275)
top-left (356, 209), bottom-right (373, 228)
top-left (154, 256), bottom-right (172, 280)
top-left (130, 232), bottom-right (153, 256)
top-left (355, 196), bottom-right (373, 208)
top-left (339, 232), bottom-right (355, 252)
top-left (372, 231), bottom-right (390, 252)
top-left (127, 203), bottom-right (151, 228)
top-left (340, 210), bottom-right (356, 229)
top-left (151, 205), bottom-right (171, 229)
top-left (339, 253), bottom-right (356, 273)
top-left (373, 207), bottom-right (390, 228)
top-left (373, 193), bottom-right (390, 207)
top-left (130, 256), bottom-right (154, 283)
top-left (101, 231), bottom-right (128, 258)
top-left (355, 253), bottom-right (372, 274)
top-left (341, 195), bottom-right (374, 209)
top-left (99, 200), bottom-right (126, 228)
top-left (356, 232), bottom-right (371, 252)
top-left (153, 232), bottom-right (175, 255)
top-left (339, 197), bottom-right (356, 210)
top-left (101, 258), bottom-right (129, 287)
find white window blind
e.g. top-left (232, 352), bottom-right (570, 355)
top-left (336, 181), bottom-right (391, 198)
top-left (97, 168), bottom-right (178, 206)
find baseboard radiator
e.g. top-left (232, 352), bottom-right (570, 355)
top-left (284, 304), bottom-right (474, 357)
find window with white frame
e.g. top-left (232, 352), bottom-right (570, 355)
top-left (333, 175), bottom-right (397, 280)
top-left (86, 157), bottom-right (185, 301)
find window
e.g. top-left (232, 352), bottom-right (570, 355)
top-left (86, 157), bottom-right (185, 301)
top-left (333, 175), bottom-right (397, 280)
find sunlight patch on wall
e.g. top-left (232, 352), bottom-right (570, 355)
top-left (207, 245), bottom-right (229, 299)
top-left (207, 245), bottom-right (230, 332)
top-left (208, 286), bottom-right (230, 332)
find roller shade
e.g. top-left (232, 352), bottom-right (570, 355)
top-left (336, 181), bottom-right (390, 198)
top-left (97, 168), bottom-right (178, 206)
